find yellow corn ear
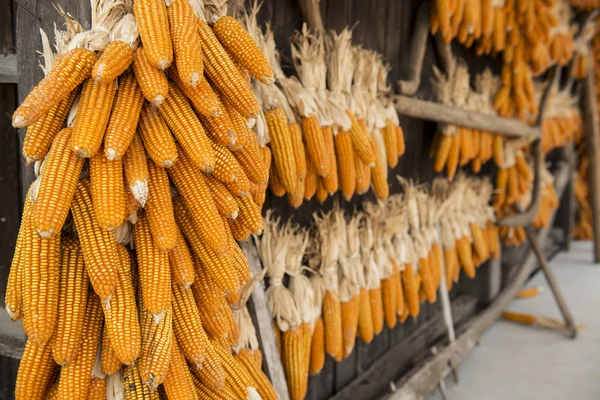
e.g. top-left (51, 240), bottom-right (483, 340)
top-left (357, 288), bottom-right (374, 343)
top-left (134, 211), bottom-right (171, 316)
top-left (199, 108), bottom-right (239, 150)
top-left (266, 108), bottom-right (297, 192)
top-left (229, 215), bottom-right (252, 242)
top-left (5, 193), bottom-right (34, 321)
top-left (71, 179), bottom-right (118, 300)
top-left (354, 152), bottom-right (371, 195)
top-left (302, 115), bottom-right (330, 177)
top-left (393, 261), bottom-right (405, 317)
top-left (269, 161), bottom-right (287, 197)
top-left (90, 153), bottom-right (127, 230)
top-left (15, 338), bottom-right (59, 400)
top-left (402, 264), bottom-right (420, 317)
top-left (71, 78), bottom-right (117, 158)
top-left (190, 254), bottom-right (226, 314)
top-left (168, 149), bottom-right (228, 254)
top-left (197, 18), bottom-right (259, 118)
top-left (288, 122), bottom-right (307, 181)
top-left (235, 194), bottom-right (264, 235)
top-left (100, 326), bottom-right (122, 375)
top-left (172, 277), bottom-right (207, 366)
top-left (434, 133), bottom-right (453, 172)
top-left (321, 126), bottom-right (339, 194)
top-left (213, 15), bottom-right (274, 84)
top-left (381, 275), bottom-right (398, 329)
top-left (383, 120), bottom-right (399, 167)
top-left (57, 292), bottom-right (103, 400)
top-left (446, 132), bottom-right (461, 181)
top-left (87, 378), bottom-right (107, 400)
top-left (51, 236), bottom-right (89, 366)
top-left (304, 153), bottom-right (317, 200)
top-left (213, 339), bottom-right (257, 398)
top-left (191, 339), bottom-right (226, 391)
top-left (283, 327), bottom-right (309, 400)
top-left (370, 133), bottom-right (389, 200)
top-left (487, 221), bottom-right (500, 259)
top-left (234, 141), bottom-right (269, 185)
top-left (169, 225), bottom-right (196, 288)
top-left (169, 65), bottom-right (222, 117)
top-left (335, 130), bottom-right (357, 200)
top-left (341, 295), bottom-right (360, 358)
top-left (396, 125), bottom-right (405, 156)
top-left (492, 134), bottom-right (504, 167)
top-left (138, 102), bottom-right (179, 168)
top-left (369, 287), bottom-right (385, 334)
top-left (33, 127), bottom-right (84, 237)
top-left (103, 244), bottom-right (141, 365)
top-left (21, 214), bottom-right (60, 345)
top-left (173, 198), bottom-right (239, 294)
top-left (122, 364), bottom-right (160, 400)
top-left (133, 0), bottom-right (173, 69)
top-left (235, 348), bottom-right (278, 400)
top-left (309, 317), bottom-right (325, 375)
top-left (471, 223), bottom-right (489, 260)
top-left (323, 290), bottom-right (343, 362)
top-left (208, 137), bottom-right (245, 183)
top-left (93, 40), bottom-right (134, 82)
top-left (13, 48), bottom-right (96, 128)
top-left (146, 160), bottom-right (178, 250)
top-left (22, 87), bottom-right (79, 162)
top-left (162, 85), bottom-right (216, 172)
top-left (444, 246), bottom-right (458, 291)
top-left (139, 305), bottom-right (173, 390)
top-left (103, 73), bottom-right (145, 160)
top-left (163, 339), bottom-right (199, 400)
top-left (457, 236), bottom-right (476, 278)
top-left (287, 179), bottom-right (305, 208)
top-left (168, 0), bottom-right (203, 87)
top-left (123, 133), bottom-right (150, 207)
top-left (132, 47), bottom-right (169, 105)
top-left (346, 111), bottom-right (375, 166)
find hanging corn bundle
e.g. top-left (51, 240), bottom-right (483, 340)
top-left (540, 85), bottom-right (582, 153)
top-left (384, 196), bottom-right (410, 323)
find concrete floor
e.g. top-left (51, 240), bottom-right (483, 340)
top-left (434, 241), bottom-right (600, 400)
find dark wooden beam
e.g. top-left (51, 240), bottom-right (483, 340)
top-left (394, 96), bottom-right (541, 138)
top-left (0, 54), bottom-right (17, 83)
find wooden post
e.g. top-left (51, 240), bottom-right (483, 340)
top-left (584, 58), bottom-right (600, 262)
top-left (297, 0), bottom-right (324, 32)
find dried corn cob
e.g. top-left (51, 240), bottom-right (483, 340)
top-left (347, 111), bottom-right (375, 166)
top-left (13, 48), bottom-right (96, 128)
top-left (138, 102), bottom-right (178, 168)
top-left (169, 66), bottom-right (222, 117)
top-left (122, 136), bottom-right (150, 212)
top-left (335, 130), bottom-right (357, 200)
top-left (22, 87), bottom-right (79, 162)
top-left (139, 305), bottom-right (173, 390)
top-left (197, 18), bottom-right (259, 118)
top-left (87, 378), bottom-right (107, 400)
top-left (163, 339), bottom-right (199, 400)
top-left (33, 127), bottom-right (84, 237)
top-left (321, 126), bottom-right (339, 194)
top-left (302, 115), bottom-right (329, 177)
top-left (235, 348), bottom-right (278, 400)
top-left (132, 47), bottom-right (169, 105)
top-left (51, 237), bottom-right (89, 366)
top-left (192, 338), bottom-right (226, 390)
top-left (90, 153), bottom-right (126, 230)
top-left (122, 364), bottom-right (160, 400)
top-left (168, 149), bottom-right (228, 254)
top-left (57, 292), bottom-right (103, 400)
top-left (266, 108), bottom-right (297, 192)
top-left (71, 78), bottom-right (117, 158)
top-left (213, 341), bottom-right (258, 399)
top-left (146, 160), bottom-right (178, 251)
top-left (133, 0), bottom-right (173, 69)
top-left (103, 244), bottom-right (141, 365)
top-left (288, 122), bottom-right (307, 181)
top-left (172, 278), bottom-right (207, 366)
top-left (168, 0), bottom-right (203, 87)
top-left (169, 226), bottom-right (196, 288)
top-left (134, 211), bottom-right (171, 316)
top-left (369, 133), bottom-right (389, 200)
top-left (100, 327), bottom-right (121, 375)
top-left (234, 194), bottom-right (264, 235)
top-left (93, 40), bottom-right (134, 82)
top-left (15, 338), bottom-right (58, 400)
top-left (103, 73), bottom-right (145, 160)
top-left (71, 179), bottom-right (118, 300)
top-left (159, 83), bottom-right (215, 172)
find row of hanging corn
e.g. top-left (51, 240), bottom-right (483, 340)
top-left (256, 175), bottom-right (500, 400)
top-left (7, 0), bottom-right (289, 398)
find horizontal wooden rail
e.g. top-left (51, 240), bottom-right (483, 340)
top-left (394, 95), bottom-right (541, 138)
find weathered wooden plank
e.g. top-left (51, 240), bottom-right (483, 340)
top-left (328, 295), bottom-right (479, 400)
top-left (583, 59), bottom-right (600, 262)
top-left (0, 54), bottom-right (17, 83)
top-left (0, 313), bottom-right (25, 360)
top-left (380, 163), bottom-right (570, 400)
top-left (395, 96), bottom-right (541, 138)
top-left (241, 241), bottom-right (291, 400)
